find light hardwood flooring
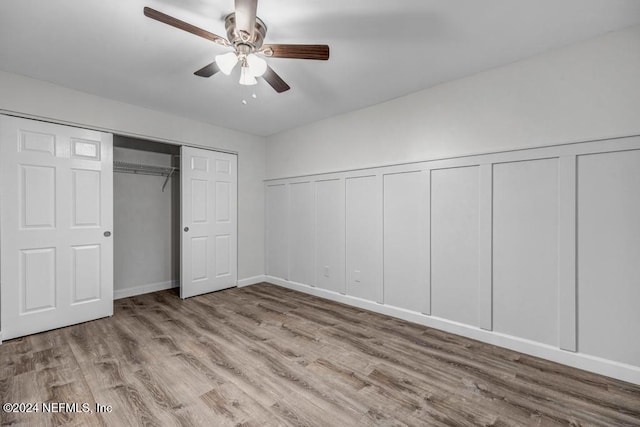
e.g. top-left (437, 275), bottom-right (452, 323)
top-left (1, 283), bottom-right (640, 426)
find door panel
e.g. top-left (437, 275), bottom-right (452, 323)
top-left (1, 115), bottom-right (113, 340)
top-left (71, 244), bottom-right (102, 303)
top-left (181, 146), bottom-right (237, 298)
top-left (21, 165), bottom-right (57, 228)
top-left (20, 248), bottom-right (57, 313)
top-left (71, 169), bottom-right (101, 227)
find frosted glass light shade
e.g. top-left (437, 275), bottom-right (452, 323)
top-left (246, 54), bottom-right (267, 77)
top-left (239, 66), bottom-right (257, 85)
top-left (215, 52), bottom-right (238, 75)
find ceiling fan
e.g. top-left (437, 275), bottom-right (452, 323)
top-left (143, 0), bottom-right (330, 93)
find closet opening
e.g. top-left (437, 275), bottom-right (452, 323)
top-left (113, 136), bottom-right (181, 299)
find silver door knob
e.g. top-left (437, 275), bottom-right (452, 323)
top-left (184, 227), bottom-right (189, 232)
top-left (104, 231), bottom-right (111, 237)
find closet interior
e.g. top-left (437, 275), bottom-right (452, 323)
top-left (113, 136), bottom-right (180, 299)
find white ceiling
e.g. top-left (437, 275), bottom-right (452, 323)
top-left (1, 1), bottom-right (639, 136)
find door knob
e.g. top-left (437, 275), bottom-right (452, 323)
top-left (184, 226), bottom-right (189, 232)
top-left (104, 231), bottom-right (111, 237)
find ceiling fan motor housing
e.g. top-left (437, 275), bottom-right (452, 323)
top-left (224, 13), bottom-right (267, 52)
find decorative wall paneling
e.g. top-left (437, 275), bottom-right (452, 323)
top-left (430, 165), bottom-right (480, 327)
top-left (265, 184), bottom-right (288, 280)
top-left (288, 181), bottom-right (315, 286)
top-left (345, 175), bottom-right (383, 303)
top-left (314, 178), bottom-right (346, 294)
top-left (577, 150), bottom-right (640, 367)
top-left (383, 170), bottom-right (429, 314)
top-left (492, 158), bottom-right (559, 346)
top-left (264, 135), bottom-right (640, 385)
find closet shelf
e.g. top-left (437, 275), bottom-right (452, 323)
top-left (113, 160), bottom-right (179, 192)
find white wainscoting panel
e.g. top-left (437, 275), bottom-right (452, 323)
top-left (430, 166), bottom-right (480, 327)
top-left (493, 158), bottom-right (559, 346)
top-left (577, 150), bottom-right (640, 367)
top-left (383, 171), bottom-right (429, 313)
top-left (289, 181), bottom-right (315, 286)
top-left (345, 175), bottom-right (383, 303)
top-left (315, 179), bottom-right (345, 294)
top-left (557, 155), bottom-right (577, 352)
top-left (263, 135), bottom-right (640, 385)
top-left (478, 164), bottom-right (493, 330)
top-left (266, 184), bottom-right (288, 279)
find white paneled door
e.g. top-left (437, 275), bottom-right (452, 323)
top-left (180, 146), bottom-right (237, 298)
top-left (0, 115), bottom-right (113, 340)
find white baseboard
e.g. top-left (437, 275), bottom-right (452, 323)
top-left (265, 276), bottom-right (640, 386)
top-left (114, 280), bottom-right (179, 300)
top-left (237, 275), bottom-right (267, 287)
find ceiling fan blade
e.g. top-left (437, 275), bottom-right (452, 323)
top-left (143, 7), bottom-right (229, 46)
top-left (262, 44), bottom-right (330, 60)
top-left (234, 0), bottom-right (257, 40)
top-left (194, 62), bottom-right (220, 78)
top-left (262, 66), bottom-right (290, 93)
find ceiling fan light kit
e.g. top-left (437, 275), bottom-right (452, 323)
top-left (239, 66), bottom-right (257, 85)
top-left (143, 0), bottom-right (330, 93)
top-left (215, 52), bottom-right (239, 75)
top-left (246, 54), bottom-right (267, 77)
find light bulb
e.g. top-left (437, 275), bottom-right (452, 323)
top-left (246, 54), bottom-right (267, 77)
top-left (239, 66), bottom-right (257, 85)
top-left (215, 52), bottom-right (238, 75)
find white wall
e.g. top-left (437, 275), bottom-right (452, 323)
top-left (263, 24), bottom-right (640, 385)
top-left (113, 147), bottom-right (179, 298)
top-left (266, 24), bottom-right (640, 179)
top-left (265, 136), bottom-right (640, 385)
top-left (0, 70), bottom-right (266, 285)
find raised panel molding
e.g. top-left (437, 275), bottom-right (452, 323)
top-left (72, 169), bottom-right (101, 227)
top-left (20, 130), bottom-right (55, 155)
top-left (71, 245), bottom-right (101, 304)
top-left (215, 181), bottom-right (230, 222)
top-left (215, 235), bottom-right (230, 277)
top-left (20, 165), bottom-right (56, 229)
top-left (215, 159), bottom-right (230, 174)
top-left (191, 179), bottom-right (208, 223)
top-left (191, 237), bottom-right (208, 281)
top-left (191, 156), bottom-right (208, 172)
top-left (20, 248), bottom-right (57, 313)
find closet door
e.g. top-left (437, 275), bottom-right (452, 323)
top-left (180, 146), bottom-right (237, 298)
top-left (0, 115), bottom-right (113, 340)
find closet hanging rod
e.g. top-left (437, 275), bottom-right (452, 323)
top-left (113, 160), bottom-right (179, 192)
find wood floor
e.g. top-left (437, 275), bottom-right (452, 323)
top-left (1, 283), bottom-right (639, 426)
